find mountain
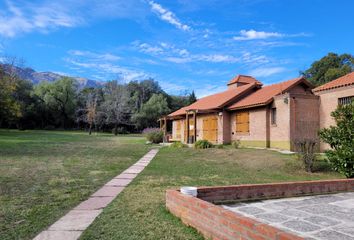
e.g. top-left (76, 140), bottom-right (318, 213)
top-left (0, 64), bottom-right (102, 88)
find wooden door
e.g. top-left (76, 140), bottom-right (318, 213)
top-left (202, 116), bottom-right (218, 142)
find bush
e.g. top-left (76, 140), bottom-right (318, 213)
top-left (194, 140), bottom-right (213, 149)
top-left (111, 127), bottom-right (129, 135)
top-left (143, 128), bottom-right (164, 144)
top-left (319, 102), bottom-right (354, 178)
top-left (295, 139), bottom-right (317, 172)
top-left (170, 141), bottom-right (187, 148)
top-left (216, 144), bottom-right (224, 149)
top-left (231, 139), bottom-right (241, 149)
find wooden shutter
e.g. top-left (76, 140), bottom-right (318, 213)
top-left (236, 112), bottom-right (249, 133)
top-left (176, 120), bottom-right (181, 139)
top-left (202, 116), bottom-right (218, 142)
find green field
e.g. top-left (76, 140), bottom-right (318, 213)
top-left (0, 130), bottom-right (149, 240)
top-left (0, 130), bottom-right (341, 240)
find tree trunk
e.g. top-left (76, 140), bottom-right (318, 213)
top-left (89, 124), bottom-right (92, 135)
top-left (114, 122), bottom-right (118, 136)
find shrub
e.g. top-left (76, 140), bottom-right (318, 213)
top-left (111, 127), bottom-right (129, 135)
top-left (216, 144), bottom-right (224, 149)
top-left (170, 141), bottom-right (187, 148)
top-left (194, 140), bottom-right (213, 149)
top-left (295, 139), bottom-right (317, 172)
top-left (319, 102), bottom-right (354, 178)
top-left (231, 139), bottom-right (241, 149)
top-left (143, 128), bottom-right (164, 144)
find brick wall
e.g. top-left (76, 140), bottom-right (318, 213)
top-left (315, 85), bottom-right (354, 151)
top-left (166, 190), bottom-right (304, 240)
top-left (166, 179), bottom-right (354, 240)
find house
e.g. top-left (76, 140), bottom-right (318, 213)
top-left (312, 72), bottom-right (354, 150)
top-left (161, 73), bottom-right (354, 151)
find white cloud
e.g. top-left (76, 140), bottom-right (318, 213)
top-left (248, 67), bottom-right (286, 77)
top-left (196, 85), bottom-right (226, 98)
top-left (233, 29), bottom-right (283, 41)
top-left (160, 81), bottom-right (188, 93)
top-left (138, 43), bottom-right (164, 54)
top-left (233, 29), bottom-right (310, 41)
top-left (68, 50), bottom-right (121, 61)
top-left (0, 1), bottom-right (82, 37)
top-left (241, 52), bottom-right (269, 65)
top-left (66, 59), bottom-right (150, 82)
top-left (148, 1), bottom-right (191, 31)
top-left (164, 57), bottom-right (191, 63)
top-left (197, 54), bottom-right (239, 63)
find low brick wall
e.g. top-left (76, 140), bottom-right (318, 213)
top-left (166, 179), bottom-right (354, 240)
top-left (198, 179), bottom-right (354, 204)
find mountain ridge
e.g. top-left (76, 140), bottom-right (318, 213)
top-left (0, 63), bottom-right (102, 88)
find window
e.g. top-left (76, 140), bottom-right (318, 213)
top-left (236, 111), bottom-right (249, 133)
top-left (271, 108), bottom-right (277, 125)
top-left (338, 96), bottom-right (353, 105)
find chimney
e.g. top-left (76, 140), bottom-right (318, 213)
top-left (227, 75), bottom-right (261, 89)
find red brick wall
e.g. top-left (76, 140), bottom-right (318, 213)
top-left (197, 179), bottom-right (353, 203)
top-left (166, 179), bottom-right (354, 240)
top-left (166, 190), bottom-right (304, 240)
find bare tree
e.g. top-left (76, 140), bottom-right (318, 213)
top-left (101, 80), bottom-right (129, 135)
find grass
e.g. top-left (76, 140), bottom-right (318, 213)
top-left (0, 130), bottom-right (150, 240)
top-left (81, 147), bottom-right (341, 240)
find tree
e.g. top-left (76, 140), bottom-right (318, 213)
top-left (132, 93), bottom-right (170, 129)
top-left (127, 79), bottom-right (164, 113)
top-left (101, 80), bottom-right (129, 135)
top-left (188, 90), bottom-right (197, 104)
top-left (301, 53), bottom-right (354, 86)
top-left (76, 88), bottom-right (104, 134)
top-left (0, 66), bottom-right (21, 126)
top-left (33, 77), bottom-right (78, 128)
top-left (319, 102), bottom-right (354, 178)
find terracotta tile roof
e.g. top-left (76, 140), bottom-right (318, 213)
top-left (168, 83), bottom-right (256, 117)
top-left (312, 72), bottom-right (354, 92)
top-left (228, 77), bottom-right (309, 110)
top-left (227, 75), bottom-right (262, 86)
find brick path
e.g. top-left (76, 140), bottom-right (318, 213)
top-left (34, 149), bottom-right (159, 240)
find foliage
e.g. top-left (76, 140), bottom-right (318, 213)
top-left (132, 94), bottom-right (170, 129)
top-left (231, 139), bottom-right (241, 149)
top-left (319, 102), bottom-right (354, 178)
top-left (0, 63), bottom-right (195, 133)
top-left (295, 139), bottom-right (317, 172)
top-left (188, 90), bottom-right (197, 104)
top-left (144, 128), bottom-right (164, 143)
top-left (194, 140), bottom-right (213, 149)
top-left (216, 144), bottom-right (224, 149)
top-left (301, 53), bottom-right (354, 86)
top-left (0, 66), bottom-right (22, 124)
top-left (170, 141), bottom-right (187, 148)
top-left (33, 77), bottom-right (78, 128)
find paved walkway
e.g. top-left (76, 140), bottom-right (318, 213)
top-left (223, 192), bottom-right (354, 240)
top-left (34, 149), bottom-right (159, 240)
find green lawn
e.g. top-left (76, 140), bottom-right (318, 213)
top-left (0, 130), bottom-right (150, 240)
top-left (0, 131), bottom-right (342, 240)
top-left (81, 146), bottom-right (342, 240)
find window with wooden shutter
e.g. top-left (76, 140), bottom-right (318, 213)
top-left (236, 111), bottom-right (249, 133)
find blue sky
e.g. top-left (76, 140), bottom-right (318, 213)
top-left (0, 0), bottom-right (353, 97)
